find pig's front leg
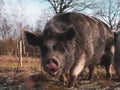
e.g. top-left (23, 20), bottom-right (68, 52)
top-left (59, 74), bottom-right (68, 85)
top-left (68, 54), bottom-right (86, 88)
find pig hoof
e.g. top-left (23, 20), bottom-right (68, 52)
top-left (68, 87), bottom-right (74, 89)
top-left (67, 84), bottom-right (74, 89)
top-left (106, 76), bottom-right (111, 81)
top-left (68, 86), bottom-right (77, 90)
top-left (69, 86), bottom-right (73, 88)
top-left (67, 83), bottom-right (78, 89)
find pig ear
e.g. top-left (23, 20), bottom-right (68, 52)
top-left (58, 25), bottom-right (76, 41)
top-left (24, 31), bottom-right (41, 46)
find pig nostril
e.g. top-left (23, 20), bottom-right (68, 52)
top-left (47, 58), bottom-right (58, 66)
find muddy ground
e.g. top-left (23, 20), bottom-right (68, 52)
top-left (0, 67), bottom-right (120, 90)
top-left (0, 55), bottom-right (120, 90)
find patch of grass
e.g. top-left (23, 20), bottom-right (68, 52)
top-left (0, 55), bottom-right (41, 68)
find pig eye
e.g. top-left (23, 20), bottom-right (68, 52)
top-left (53, 45), bottom-right (57, 50)
top-left (53, 43), bottom-right (65, 53)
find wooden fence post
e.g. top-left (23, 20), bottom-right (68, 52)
top-left (20, 40), bottom-right (23, 67)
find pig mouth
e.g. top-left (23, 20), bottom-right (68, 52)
top-left (47, 67), bottom-right (61, 76)
top-left (46, 61), bottom-right (61, 76)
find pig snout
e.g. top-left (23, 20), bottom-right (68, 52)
top-left (46, 58), bottom-right (61, 76)
top-left (46, 58), bottom-right (58, 70)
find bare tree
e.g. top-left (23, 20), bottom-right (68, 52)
top-left (117, 20), bottom-right (120, 31)
top-left (0, 18), bottom-right (11, 40)
top-left (0, 0), bottom-right (4, 18)
top-left (46, 0), bottom-right (97, 14)
top-left (94, 0), bottom-right (120, 30)
top-left (0, 0), bottom-right (4, 39)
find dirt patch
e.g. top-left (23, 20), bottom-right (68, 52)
top-left (0, 55), bottom-right (120, 90)
top-left (0, 67), bottom-right (120, 90)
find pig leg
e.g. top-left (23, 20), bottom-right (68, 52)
top-left (105, 65), bottom-right (111, 80)
top-left (114, 66), bottom-right (120, 81)
top-left (59, 74), bottom-right (67, 85)
top-left (106, 53), bottom-right (114, 80)
top-left (114, 44), bottom-right (120, 81)
top-left (114, 54), bottom-right (120, 81)
top-left (68, 54), bottom-right (86, 88)
top-left (88, 66), bottom-right (94, 80)
top-left (60, 56), bottom-right (74, 85)
top-left (101, 52), bottom-right (113, 80)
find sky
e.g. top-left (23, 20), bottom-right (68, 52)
top-left (1, 0), bottom-right (97, 27)
top-left (1, 0), bottom-right (51, 28)
top-left (2, 0), bottom-right (119, 29)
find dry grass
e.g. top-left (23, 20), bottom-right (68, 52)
top-left (0, 55), bottom-right (119, 90)
top-left (0, 55), bottom-right (41, 68)
top-left (0, 55), bottom-right (116, 79)
top-left (0, 55), bottom-right (43, 79)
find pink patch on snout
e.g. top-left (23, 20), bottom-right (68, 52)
top-left (46, 62), bottom-right (58, 70)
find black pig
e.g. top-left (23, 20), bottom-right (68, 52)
top-left (114, 31), bottom-right (120, 81)
top-left (25, 12), bottom-right (114, 88)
